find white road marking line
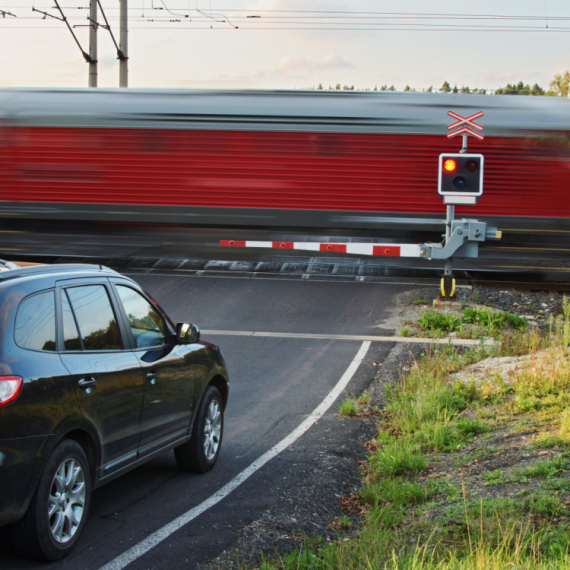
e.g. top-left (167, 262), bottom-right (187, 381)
top-left (100, 341), bottom-right (371, 570)
top-left (202, 330), bottom-right (493, 347)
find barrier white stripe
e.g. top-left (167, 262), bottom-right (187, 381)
top-left (99, 341), bottom-right (371, 570)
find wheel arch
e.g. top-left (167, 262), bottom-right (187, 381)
top-left (62, 428), bottom-right (99, 485)
top-left (208, 375), bottom-right (228, 410)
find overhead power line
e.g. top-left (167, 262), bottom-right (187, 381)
top-left (4, 4), bottom-right (570, 32)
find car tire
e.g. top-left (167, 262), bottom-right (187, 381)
top-left (175, 385), bottom-right (224, 473)
top-left (10, 439), bottom-right (91, 561)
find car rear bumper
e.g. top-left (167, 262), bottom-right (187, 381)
top-left (0, 434), bottom-right (52, 526)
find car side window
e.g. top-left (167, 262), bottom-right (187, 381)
top-left (65, 285), bottom-right (122, 351)
top-left (116, 285), bottom-right (167, 349)
top-left (15, 290), bottom-right (56, 352)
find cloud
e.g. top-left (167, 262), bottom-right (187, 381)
top-left (320, 54), bottom-right (355, 70)
top-left (275, 53), bottom-right (355, 78)
top-left (276, 56), bottom-right (313, 76)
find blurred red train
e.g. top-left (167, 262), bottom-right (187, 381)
top-left (0, 88), bottom-right (569, 239)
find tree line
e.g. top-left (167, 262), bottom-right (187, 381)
top-left (311, 70), bottom-right (570, 97)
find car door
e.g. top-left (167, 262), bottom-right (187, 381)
top-left (112, 282), bottom-right (198, 458)
top-left (58, 279), bottom-right (145, 478)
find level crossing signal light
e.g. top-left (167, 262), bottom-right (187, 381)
top-left (438, 153), bottom-right (484, 205)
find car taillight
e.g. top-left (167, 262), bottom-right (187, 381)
top-left (0, 376), bottom-right (23, 407)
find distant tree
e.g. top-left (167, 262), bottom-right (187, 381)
top-left (461, 85), bottom-right (470, 94)
top-left (388, 85), bottom-right (396, 91)
top-left (373, 85), bottom-right (378, 91)
top-left (495, 81), bottom-right (543, 96)
top-left (317, 83), bottom-right (323, 90)
top-left (548, 70), bottom-right (570, 97)
top-left (335, 83), bottom-right (341, 90)
top-left (426, 85), bottom-right (433, 92)
top-left (440, 81), bottom-right (451, 93)
top-left (404, 85), bottom-right (411, 91)
top-left (452, 84), bottom-right (459, 93)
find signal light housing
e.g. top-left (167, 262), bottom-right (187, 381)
top-left (438, 153), bottom-right (484, 205)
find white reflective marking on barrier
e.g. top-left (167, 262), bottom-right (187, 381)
top-left (400, 244), bottom-right (422, 257)
top-left (296, 243), bottom-right (320, 251)
top-left (346, 244), bottom-right (373, 255)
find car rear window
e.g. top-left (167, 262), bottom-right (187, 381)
top-left (15, 290), bottom-right (56, 351)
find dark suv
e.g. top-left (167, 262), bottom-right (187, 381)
top-left (0, 263), bottom-right (229, 561)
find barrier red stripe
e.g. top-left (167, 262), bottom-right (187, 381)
top-left (273, 242), bottom-right (294, 249)
top-left (220, 240), bottom-right (246, 247)
top-left (373, 245), bottom-right (400, 257)
top-left (319, 244), bottom-right (347, 253)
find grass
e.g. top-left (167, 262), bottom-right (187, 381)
top-left (416, 307), bottom-right (529, 339)
top-left (339, 394), bottom-right (370, 417)
top-left (258, 299), bottom-right (570, 570)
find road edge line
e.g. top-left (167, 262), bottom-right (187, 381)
top-left (100, 341), bottom-right (371, 570)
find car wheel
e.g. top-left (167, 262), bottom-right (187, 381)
top-left (175, 385), bottom-right (224, 473)
top-left (10, 439), bottom-right (91, 561)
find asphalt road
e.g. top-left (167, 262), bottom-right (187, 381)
top-left (0, 273), bottom-right (418, 569)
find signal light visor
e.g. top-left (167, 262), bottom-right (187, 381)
top-left (0, 376), bottom-right (23, 406)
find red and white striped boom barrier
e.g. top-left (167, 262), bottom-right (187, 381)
top-left (219, 220), bottom-right (501, 261)
top-left (220, 240), bottom-right (422, 258)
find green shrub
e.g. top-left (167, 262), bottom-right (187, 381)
top-left (418, 311), bottom-right (461, 333)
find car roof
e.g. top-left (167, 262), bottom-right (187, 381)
top-left (0, 263), bottom-right (120, 284)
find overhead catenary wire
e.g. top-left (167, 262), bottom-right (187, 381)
top-left (4, 2), bottom-right (570, 32)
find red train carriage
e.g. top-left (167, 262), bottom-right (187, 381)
top-left (0, 88), bottom-right (569, 236)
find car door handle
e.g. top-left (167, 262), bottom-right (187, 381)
top-left (146, 370), bottom-right (157, 385)
top-left (78, 377), bottom-right (97, 389)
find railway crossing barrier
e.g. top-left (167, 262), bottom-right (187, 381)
top-left (220, 109), bottom-right (500, 304)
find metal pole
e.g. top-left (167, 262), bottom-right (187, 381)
top-left (444, 205), bottom-right (454, 277)
top-left (119, 0), bottom-right (128, 87)
top-left (88, 0), bottom-right (97, 87)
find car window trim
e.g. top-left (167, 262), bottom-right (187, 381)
top-left (109, 281), bottom-right (173, 351)
top-left (55, 278), bottom-right (132, 353)
top-left (14, 288), bottom-right (58, 354)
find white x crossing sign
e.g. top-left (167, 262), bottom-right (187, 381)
top-left (447, 111), bottom-right (484, 140)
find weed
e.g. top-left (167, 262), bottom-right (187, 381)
top-left (456, 417), bottom-right (490, 436)
top-left (418, 311), bottom-right (461, 334)
top-left (400, 326), bottom-right (411, 337)
top-left (339, 393), bottom-right (370, 417)
top-left (339, 397), bottom-right (358, 417)
top-left (483, 468), bottom-right (506, 486)
top-left (361, 477), bottom-right (432, 508)
top-left (516, 455), bottom-right (569, 479)
top-left (472, 445), bottom-right (500, 459)
top-left (369, 441), bottom-right (428, 478)
top-left (470, 287), bottom-right (483, 304)
top-left (413, 299), bottom-right (430, 306)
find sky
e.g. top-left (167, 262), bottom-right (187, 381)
top-left (0, 0), bottom-right (569, 91)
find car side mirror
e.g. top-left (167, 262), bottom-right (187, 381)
top-left (176, 323), bottom-right (200, 344)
